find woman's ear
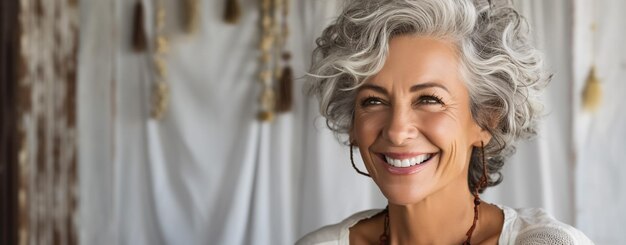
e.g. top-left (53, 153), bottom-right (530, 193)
top-left (477, 128), bottom-right (492, 146)
top-left (472, 111), bottom-right (497, 147)
top-left (471, 128), bottom-right (492, 147)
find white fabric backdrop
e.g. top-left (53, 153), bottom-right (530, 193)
top-left (482, 0), bottom-right (576, 226)
top-left (573, 0), bottom-right (626, 244)
top-left (77, 0), bottom-right (623, 244)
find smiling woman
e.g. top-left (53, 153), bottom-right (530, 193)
top-left (351, 36), bottom-right (487, 208)
top-left (298, 0), bottom-right (593, 244)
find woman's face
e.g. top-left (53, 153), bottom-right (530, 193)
top-left (351, 36), bottom-right (489, 205)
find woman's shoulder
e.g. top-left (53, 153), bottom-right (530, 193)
top-left (498, 205), bottom-right (595, 244)
top-left (296, 209), bottom-right (382, 245)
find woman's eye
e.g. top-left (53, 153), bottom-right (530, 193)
top-left (416, 95), bottom-right (444, 105)
top-left (361, 97), bottom-right (384, 107)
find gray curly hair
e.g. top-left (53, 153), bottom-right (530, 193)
top-left (306, 0), bottom-right (550, 192)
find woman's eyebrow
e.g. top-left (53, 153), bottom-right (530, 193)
top-left (359, 82), bottom-right (450, 95)
top-left (410, 82), bottom-right (449, 93)
top-left (359, 84), bottom-right (388, 95)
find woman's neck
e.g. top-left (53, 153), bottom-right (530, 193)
top-left (387, 178), bottom-right (477, 244)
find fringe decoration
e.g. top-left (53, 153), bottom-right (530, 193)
top-left (184, 0), bottom-right (200, 34)
top-left (257, 87), bottom-right (275, 121)
top-left (582, 66), bottom-right (602, 112)
top-left (132, 1), bottom-right (147, 52)
top-left (150, 2), bottom-right (170, 120)
top-left (275, 53), bottom-right (293, 112)
top-left (256, 0), bottom-right (274, 121)
top-left (151, 81), bottom-right (170, 120)
top-left (257, 110), bottom-right (274, 122)
top-left (274, 0), bottom-right (292, 113)
top-left (224, 0), bottom-right (241, 24)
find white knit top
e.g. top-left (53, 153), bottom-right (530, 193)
top-left (297, 205), bottom-right (594, 244)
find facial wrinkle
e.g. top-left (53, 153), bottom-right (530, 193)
top-left (438, 140), bottom-right (457, 178)
top-left (366, 147), bottom-right (380, 177)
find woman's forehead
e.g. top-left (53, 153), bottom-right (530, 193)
top-left (364, 36), bottom-right (462, 91)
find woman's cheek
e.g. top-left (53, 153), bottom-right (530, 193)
top-left (355, 111), bottom-right (386, 140)
top-left (420, 112), bottom-right (460, 146)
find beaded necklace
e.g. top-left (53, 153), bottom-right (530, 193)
top-left (378, 196), bottom-right (481, 245)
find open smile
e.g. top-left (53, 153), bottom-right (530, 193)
top-left (375, 152), bottom-right (438, 175)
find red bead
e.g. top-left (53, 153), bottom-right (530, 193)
top-left (379, 235), bottom-right (388, 245)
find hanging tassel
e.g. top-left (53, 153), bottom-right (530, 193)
top-left (224, 0), bottom-right (241, 24)
top-left (257, 110), bottom-right (274, 122)
top-left (275, 53), bottom-right (293, 112)
top-left (582, 66), bottom-right (602, 112)
top-left (275, 65), bottom-right (293, 112)
top-left (184, 0), bottom-right (200, 34)
top-left (275, 0), bottom-right (292, 113)
top-left (132, 1), bottom-right (147, 52)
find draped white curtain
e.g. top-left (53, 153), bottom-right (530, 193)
top-left (77, 0), bottom-right (624, 244)
top-left (482, 0), bottom-right (576, 226)
top-left (573, 0), bottom-right (626, 244)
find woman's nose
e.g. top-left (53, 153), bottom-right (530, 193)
top-left (382, 107), bottom-right (419, 146)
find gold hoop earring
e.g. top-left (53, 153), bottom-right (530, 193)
top-left (350, 145), bottom-right (371, 177)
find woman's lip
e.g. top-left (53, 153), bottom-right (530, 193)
top-left (380, 152), bottom-right (433, 160)
top-left (377, 153), bottom-right (436, 175)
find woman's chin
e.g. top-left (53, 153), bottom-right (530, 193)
top-left (371, 156), bottom-right (440, 205)
top-left (378, 184), bottom-right (431, 205)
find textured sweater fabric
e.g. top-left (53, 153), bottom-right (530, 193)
top-left (297, 205), bottom-right (594, 245)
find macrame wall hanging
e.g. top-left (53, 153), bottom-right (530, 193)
top-left (150, 1), bottom-right (171, 120)
top-left (223, 0), bottom-right (294, 121)
top-left (133, 0), bottom-right (204, 120)
top-left (131, 0), bottom-right (170, 120)
top-left (582, 4), bottom-right (602, 112)
top-left (133, 0), bottom-right (293, 122)
top-left (257, 0), bottom-right (293, 122)
top-left (11, 0), bottom-right (79, 244)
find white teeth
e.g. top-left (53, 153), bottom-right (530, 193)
top-left (415, 155), bottom-right (425, 164)
top-left (393, 159), bottom-right (401, 166)
top-left (384, 153), bottom-right (432, 168)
